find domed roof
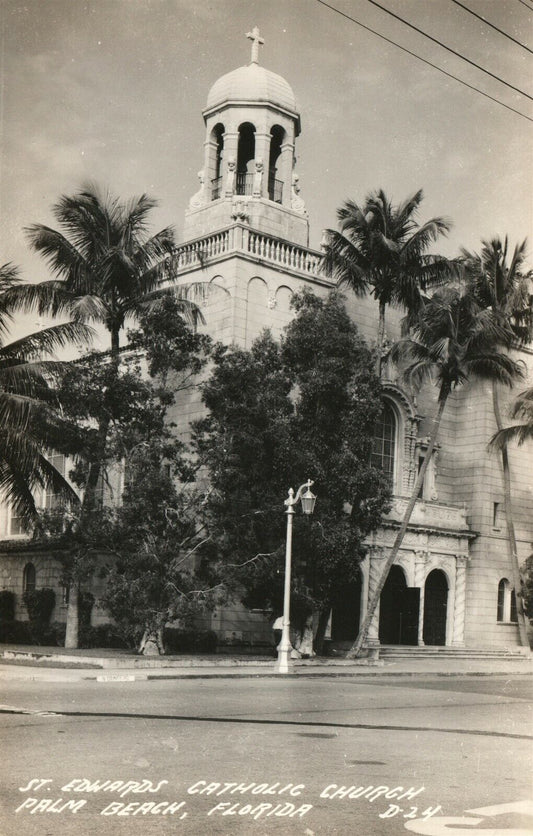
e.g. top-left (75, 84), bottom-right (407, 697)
top-left (205, 62), bottom-right (298, 114)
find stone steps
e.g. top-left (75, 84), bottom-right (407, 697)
top-left (379, 645), bottom-right (530, 659)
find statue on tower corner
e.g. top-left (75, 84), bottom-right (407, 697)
top-left (291, 173), bottom-right (307, 214)
top-left (188, 169), bottom-right (207, 210)
top-left (225, 157), bottom-right (236, 197)
top-left (252, 158), bottom-right (264, 197)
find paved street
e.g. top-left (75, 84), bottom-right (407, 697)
top-left (1, 674), bottom-right (532, 835)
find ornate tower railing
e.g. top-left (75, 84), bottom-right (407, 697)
top-left (172, 224), bottom-right (326, 280)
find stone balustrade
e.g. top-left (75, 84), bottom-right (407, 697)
top-left (173, 224), bottom-right (325, 279)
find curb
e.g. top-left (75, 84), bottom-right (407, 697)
top-left (1, 666), bottom-right (532, 683)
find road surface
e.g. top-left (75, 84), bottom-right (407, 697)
top-left (0, 673), bottom-right (531, 835)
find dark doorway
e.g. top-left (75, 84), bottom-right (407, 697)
top-left (423, 569), bottom-right (448, 646)
top-left (331, 577), bottom-right (361, 641)
top-left (379, 566), bottom-right (419, 645)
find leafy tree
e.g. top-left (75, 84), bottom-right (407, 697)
top-left (346, 286), bottom-right (524, 658)
top-left (463, 237), bottom-right (533, 647)
top-left (38, 294), bottom-right (212, 648)
top-left (0, 262), bottom-right (91, 524)
top-left (321, 189), bottom-right (455, 368)
top-left (101, 443), bottom-right (218, 654)
top-left (194, 290), bottom-right (391, 651)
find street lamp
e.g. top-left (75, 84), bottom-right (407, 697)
top-left (275, 479), bottom-right (317, 674)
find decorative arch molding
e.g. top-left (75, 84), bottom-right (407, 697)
top-left (246, 276), bottom-right (269, 347)
top-left (423, 558), bottom-right (453, 590)
top-left (209, 274), bottom-right (231, 292)
top-left (378, 385), bottom-right (419, 495)
top-left (395, 556), bottom-right (414, 588)
top-left (274, 284), bottom-right (293, 311)
top-left (381, 383), bottom-right (417, 421)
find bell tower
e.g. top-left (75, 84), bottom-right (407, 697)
top-left (184, 28), bottom-right (309, 246)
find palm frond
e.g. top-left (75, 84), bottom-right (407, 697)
top-left (25, 225), bottom-right (90, 291)
top-left (3, 321), bottom-right (94, 360)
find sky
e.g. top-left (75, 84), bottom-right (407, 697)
top-left (1, 0), bottom-right (532, 341)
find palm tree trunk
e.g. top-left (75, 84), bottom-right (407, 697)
top-left (64, 333), bottom-right (119, 648)
top-left (492, 383), bottom-right (529, 647)
top-left (346, 397), bottom-right (447, 659)
top-left (377, 300), bottom-right (386, 376)
top-left (64, 579), bottom-right (79, 649)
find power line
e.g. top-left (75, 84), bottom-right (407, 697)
top-left (365, 0), bottom-right (533, 101)
top-left (515, 0), bottom-right (533, 12)
top-left (315, 0), bottom-right (533, 123)
top-left (450, 0), bottom-right (533, 56)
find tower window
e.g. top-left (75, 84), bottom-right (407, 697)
top-left (268, 125), bottom-right (284, 203)
top-left (210, 123), bottom-right (225, 200)
top-left (236, 122), bottom-right (255, 195)
top-left (371, 402), bottom-right (396, 487)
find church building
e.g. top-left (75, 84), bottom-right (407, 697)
top-left (169, 28), bottom-right (532, 654)
top-left (1, 29), bottom-right (531, 654)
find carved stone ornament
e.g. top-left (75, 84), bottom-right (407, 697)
top-left (267, 294), bottom-right (277, 309)
top-left (188, 169), bottom-right (207, 210)
top-left (230, 197), bottom-right (248, 222)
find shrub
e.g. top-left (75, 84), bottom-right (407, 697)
top-left (78, 591), bottom-right (95, 628)
top-left (0, 619), bottom-right (33, 644)
top-left (23, 588), bottom-right (56, 625)
top-left (78, 624), bottom-right (131, 650)
top-left (163, 628), bottom-right (217, 654)
top-left (0, 591), bottom-right (15, 621)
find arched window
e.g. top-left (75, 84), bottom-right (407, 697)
top-left (371, 401), bottom-right (396, 487)
top-left (236, 123), bottom-right (255, 194)
top-left (23, 563), bottom-right (36, 593)
top-left (268, 125), bottom-right (284, 203)
top-left (497, 578), bottom-right (517, 623)
top-left (210, 123), bottom-right (225, 200)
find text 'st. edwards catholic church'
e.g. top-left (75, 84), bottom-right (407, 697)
top-left (168, 27), bottom-right (532, 653)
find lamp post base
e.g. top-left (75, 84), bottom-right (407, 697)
top-left (274, 642), bottom-right (296, 674)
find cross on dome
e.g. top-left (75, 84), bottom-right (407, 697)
top-left (246, 26), bottom-right (264, 64)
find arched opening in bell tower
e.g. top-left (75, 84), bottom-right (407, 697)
top-left (237, 122), bottom-right (256, 195)
top-left (268, 125), bottom-right (284, 203)
top-left (209, 123), bottom-right (225, 200)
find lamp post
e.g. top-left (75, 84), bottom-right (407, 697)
top-left (275, 479), bottom-right (316, 674)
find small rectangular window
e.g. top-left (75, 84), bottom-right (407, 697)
top-left (493, 502), bottom-right (501, 528)
top-left (9, 510), bottom-right (28, 536)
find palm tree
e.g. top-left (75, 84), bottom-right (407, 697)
top-left (346, 287), bottom-right (523, 658)
top-left (463, 237), bottom-right (533, 647)
top-left (321, 189), bottom-right (455, 369)
top-left (490, 387), bottom-right (533, 449)
top-left (0, 262), bottom-right (91, 524)
top-left (13, 185), bottom-right (208, 646)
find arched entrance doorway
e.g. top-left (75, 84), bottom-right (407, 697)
top-left (330, 576), bottom-right (362, 641)
top-left (423, 569), bottom-right (448, 646)
top-left (379, 566), bottom-right (419, 645)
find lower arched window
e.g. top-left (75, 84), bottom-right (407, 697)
top-left (497, 578), bottom-right (517, 623)
top-left (371, 401), bottom-right (396, 487)
top-left (23, 563), bottom-right (36, 593)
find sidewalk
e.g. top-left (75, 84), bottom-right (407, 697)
top-left (0, 644), bottom-right (532, 682)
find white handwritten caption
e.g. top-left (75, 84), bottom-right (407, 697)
top-left (16, 776), bottom-right (443, 823)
